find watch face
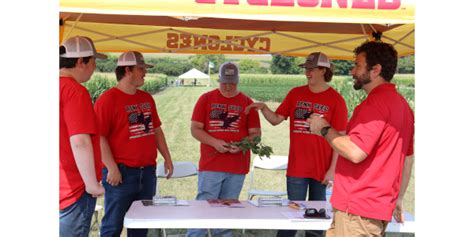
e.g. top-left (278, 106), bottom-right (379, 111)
top-left (321, 126), bottom-right (330, 136)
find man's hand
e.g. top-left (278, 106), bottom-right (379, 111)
top-left (245, 102), bottom-right (266, 114)
top-left (106, 165), bottom-right (122, 186)
top-left (86, 182), bottom-right (105, 198)
top-left (213, 139), bottom-right (230, 153)
top-left (322, 169), bottom-right (335, 187)
top-left (164, 160), bottom-right (174, 179)
top-left (393, 199), bottom-right (405, 223)
top-left (307, 114), bottom-right (330, 135)
top-left (228, 144), bottom-right (242, 154)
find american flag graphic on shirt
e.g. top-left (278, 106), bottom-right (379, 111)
top-left (126, 102), bottom-right (155, 139)
top-left (293, 101), bottom-right (329, 134)
top-left (208, 104), bottom-right (241, 132)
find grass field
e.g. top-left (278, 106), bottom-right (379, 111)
top-left (88, 73), bottom-right (415, 237)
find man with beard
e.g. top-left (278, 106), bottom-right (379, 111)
top-left (307, 41), bottom-right (414, 237)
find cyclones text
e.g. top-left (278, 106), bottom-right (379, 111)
top-left (166, 33), bottom-right (271, 52)
top-left (195, 0), bottom-right (401, 10)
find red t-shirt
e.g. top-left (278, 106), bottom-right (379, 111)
top-left (331, 83), bottom-right (414, 221)
top-left (94, 88), bottom-right (161, 167)
top-left (59, 76), bottom-right (102, 210)
top-left (275, 85), bottom-right (348, 181)
top-left (191, 89), bottom-right (261, 174)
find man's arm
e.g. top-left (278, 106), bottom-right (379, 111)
top-left (69, 134), bottom-right (104, 196)
top-left (245, 102), bottom-right (285, 126)
top-left (323, 131), bottom-right (345, 185)
top-left (190, 121), bottom-right (230, 153)
top-left (393, 155), bottom-right (414, 223)
top-left (307, 115), bottom-right (367, 163)
top-left (100, 136), bottom-right (122, 186)
top-left (154, 127), bottom-right (174, 179)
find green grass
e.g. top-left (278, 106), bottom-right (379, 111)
top-left (88, 74), bottom-right (415, 237)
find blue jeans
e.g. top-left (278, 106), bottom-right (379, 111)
top-left (100, 164), bottom-right (156, 237)
top-left (60, 191), bottom-right (97, 237)
top-left (277, 176), bottom-right (327, 237)
top-left (186, 171), bottom-right (246, 237)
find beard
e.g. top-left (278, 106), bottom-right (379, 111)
top-left (353, 72), bottom-right (371, 90)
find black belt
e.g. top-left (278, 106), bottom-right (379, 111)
top-left (118, 163), bottom-right (155, 170)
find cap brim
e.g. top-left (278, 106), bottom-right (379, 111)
top-left (137, 63), bottom-right (154, 68)
top-left (298, 63), bottom-right (315, 68)
top-left (218, 78), bottom-right (239, 84)
top-left (95, 52), bottom-right (108, 60)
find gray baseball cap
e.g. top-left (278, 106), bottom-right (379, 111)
top-left (218, 62), bottom-right (239, 84)
top-left (298, 52), bottom-right (332, 70)
top-left (60, 36), bottom-right (107, 59)
top-left (117, 51), bottom-right (153, 68)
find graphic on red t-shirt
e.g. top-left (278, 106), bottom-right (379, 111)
top-left (293, 101), bottom-right (330, 134)
top-left (126, 102), bottom-right (155, 139)
top-left (208, 103), bottom-right (242, 132)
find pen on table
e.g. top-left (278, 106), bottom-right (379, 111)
top-left (289, 202), bottom-right (306, 210)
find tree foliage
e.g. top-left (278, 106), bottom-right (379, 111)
top-left (270, 55), bottom-right (304, 74)
top-left (270, 54), bottom-right (414, 75)
top-left (146, 57), bottom-right (193, 76)
top-left (238, 58), bottom-right (268, 74)
top-left (188, 54), bottom-right (226, 73)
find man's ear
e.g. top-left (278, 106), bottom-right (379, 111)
top-left (125, 66), bottom-right (132, 75)
top-left (371, 64), bottom-right (382, 77)
top-left (75, 57), bottom-right (84, 68)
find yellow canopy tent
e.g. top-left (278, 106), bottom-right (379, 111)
top-left (60, 0), bottom-right (414, 59)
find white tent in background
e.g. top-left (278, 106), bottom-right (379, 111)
top-left (178, 68), bottom-right (210, 87)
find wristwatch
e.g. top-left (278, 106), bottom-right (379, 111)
top-left (320, 126), bottom-right (331, 137)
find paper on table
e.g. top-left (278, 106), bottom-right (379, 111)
top-left (207, 199), bottom-right (245, 208)
top-left (141, 200), bottom-right (189, 206)
top-left (281, 211), bottom-right (319, 222)
top-left (176, 200), bottom-right (190, 206)
top-left (247, 199), bottom-right (290, 207)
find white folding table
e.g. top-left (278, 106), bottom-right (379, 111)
top-left (124, 200), bottom-right (415, 233)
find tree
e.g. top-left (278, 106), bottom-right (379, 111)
top-left (332, 60), bottom-right (353, 75)
top-left (189, 54), bottom-right (226, 73)
top-left (146, 57), bottom-right (193, 76)
top-left (270, 55), bottom-right (303, 74)
top-left (238, 59), bottom-right (268, 74)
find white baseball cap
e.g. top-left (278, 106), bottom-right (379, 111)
top-left (60, 36), bottom-right (107, 59)
top-left (117, 51), bottom-right (153, 68)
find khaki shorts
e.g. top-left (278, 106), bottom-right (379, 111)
top-left (326, 209), bottom-right (389, 237)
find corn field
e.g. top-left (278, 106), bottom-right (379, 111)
top-left (237, 74), bottom-right (415, 117)
top-left (84, 73), bottom-right (168, 103)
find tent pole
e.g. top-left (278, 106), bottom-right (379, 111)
top-left (382, 34), bottom-right (414, 49)
top-left (63, 13), bottom-right (83, 41)
top-left (274, 32), bottom-right (362, 55)
top-left (208, 63), bottom-right (211, 87)
top-left (60, 19), bottom-right (65, 44)
top-left (64, 24), bottom-right (171, 52)
top-left (384, 29), bottom-right (414, 48)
